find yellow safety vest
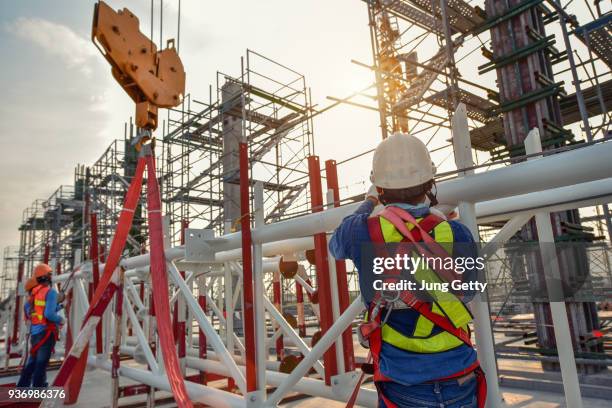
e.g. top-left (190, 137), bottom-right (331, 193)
top-left (371, 215), bottom-right (473, 353)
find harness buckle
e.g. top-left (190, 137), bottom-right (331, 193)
top-left (381, 289), bottom-right (401, 304)
top-left (358, 299), bottom-right (384, 349)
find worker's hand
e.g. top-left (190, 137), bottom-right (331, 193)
top-left (365, 185), bottom-right (379, 205)
top-left (57, 292), bottom-right (65, 303)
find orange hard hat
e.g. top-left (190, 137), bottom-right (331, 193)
top-left (33, 264), bottom-right (53, 279)
top-left (25, 264), bottom-right (53, 292)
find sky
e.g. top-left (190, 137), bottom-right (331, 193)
top-left (0, 0), bottom-right (384, 264)
top-left (0, 0), bottom-right (608, 272)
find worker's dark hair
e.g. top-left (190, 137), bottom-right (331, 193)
top-left (36, 275), bottom-right (51, 285)
top-left (379, 179), bottom-right (436, 206)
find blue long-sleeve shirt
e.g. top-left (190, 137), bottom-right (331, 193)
top-left (24, 287), bottom-right (63, 335)
top-left (329, 200), bottom-right (478, 385)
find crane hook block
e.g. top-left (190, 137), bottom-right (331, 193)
top-left (92, 1), bottom-right (186, 130)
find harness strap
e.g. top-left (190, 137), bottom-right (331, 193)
top-left (378, 207), bottom-right (460, 283)
top-left (369, 216), bottom-right (473, 343)
top-left (30, 323), bottom-right (58, 356)
top-left (344, 352), bottom-right (370, 408)
top-left (356, 208), bottom-right (483, 405)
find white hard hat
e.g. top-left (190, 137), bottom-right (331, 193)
top-left (371, 133), bottom-right (435, 189)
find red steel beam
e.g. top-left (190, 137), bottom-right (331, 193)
top-left (273, 272), bottom-right (284, 361)
top-left (90, 212), bottom-right (103, 354)
top-left (11, 260), bottom-right (24, 344)
top-left (43, 244), bottom-right (50, 264)
top-left (296, 281), bottom-right (306, 337)
top-left (325, 159), bottom-right (355, 371)
top-left (239, 142), bottom-right (258, 392)
top-left (198, 290), bottom-right (208, 385)
top-left (307, 155), bottom-right (338, 385)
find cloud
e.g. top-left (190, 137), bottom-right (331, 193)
top-left (0, 15), bottom-right (126, 270)
top-left (4, 17), bottom-right (97, 76)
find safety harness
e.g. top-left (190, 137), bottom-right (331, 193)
top-left (27, 285), bottom-right (59, 357)
top-left (347, 206), bottom-right (486, 408)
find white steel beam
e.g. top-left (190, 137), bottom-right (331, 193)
top-left (166, 261), bottom-right (247, 394)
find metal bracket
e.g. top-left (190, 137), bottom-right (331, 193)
top-left (184, 228), bottom-right (216, 262)
top-left (246, 390), bottom-right (265, 407)
top-left (331, 371), bottom-right (361, 401)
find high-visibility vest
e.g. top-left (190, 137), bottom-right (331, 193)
top-left (29, 285), bottom-right (50, 326)
top-left (367, 212), bottom-right (473, 354)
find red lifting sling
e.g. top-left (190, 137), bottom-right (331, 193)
top-left (46, 148), bottom-right (192, 408)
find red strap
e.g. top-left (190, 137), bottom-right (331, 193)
top-left (411, 301), bottom-right (472, 346)
top-left (379, 389), bottom-right (399, 408)
top-left (367, 216), bottom-right (386, 243)
top-left (29, 324), bottom-right (56, 356)
top-left (366, 210), bottom-right (472, 345)
top-left (379, 207), bottom-right (460, 283)
top-left (475, 366), bottom-right (487, 408)
top-left (344, 351), bottom-right (371, 408)
top-left (144, 154), bottom-right (192, 407)
top-left (58, 156), bottom-right (147, 402)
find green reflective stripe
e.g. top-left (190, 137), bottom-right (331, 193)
top-left (433, 222), bottom-right (453, 255)
top-left (34, 300), bottom-right (46, 306)
top-left (414, 266), bottom-right (472, 329)
top-left (432, 303), bottom-right (443, 314)
top-left (436, 300), bottom-right (472, 328)
top-left (413, 314), bottom-right (434, 337)
top-left (379, 217), bottom-right (419, 243)
top-left (382, 323), bottom-right (465, 353)
top-left (433, 222), bottom-right (453, 242)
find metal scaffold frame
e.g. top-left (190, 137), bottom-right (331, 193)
top-left (161, 50), bottom-right (313, 243)
top-left (1, 105), bottom-right (611, 407)
top-left (0, 1), bottom-right (610, 407)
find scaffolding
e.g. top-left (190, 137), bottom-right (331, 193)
top-left (161, 50), bottom-right (313, 243)
top-left (0, 2), bottom-right (610, 407)
top-left (362, 0), bottom-right (612, 379)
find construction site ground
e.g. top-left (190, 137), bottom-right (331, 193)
top-left (2, 340), bottom-right (609, 408)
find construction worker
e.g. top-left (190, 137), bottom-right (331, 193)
top-left (17, 263), bottom-right (64, 388)
top-left (329, 133), bottom-right (485, 408)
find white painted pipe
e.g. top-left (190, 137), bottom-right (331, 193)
top-left (187, 358), bottom-right (378, 408)
top-left (527, 130), bottom-right (584, 408)
top-left (66, 141), bottom-right (612, 277)
top-left (87, 356), bottom-right (244, 408)
top-left (263, 296), bottom-right (325, 377)
top-left (213, 140), bottom-right (612, 251)
top-left (55, 176), bottom-right (612, 285)
top-left (451, 104), bottom-right (500, 407)
top-left (265, 296), bottom-right (365, 407)
top-left (123, 296), bottom-right (159, 372)
top-left (121, 344), bottom-right (282, 372)
top-left (216, 238), bottom-right (313, 262)
top-left (114, 344), bottom-right (377, 406)
top-left (477, 177), bottom-right (612, 223)
top-left (166, 261), bottom-right (247, 394)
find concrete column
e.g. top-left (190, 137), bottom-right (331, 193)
top-left (221, 82), bottom-right (243, 234)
